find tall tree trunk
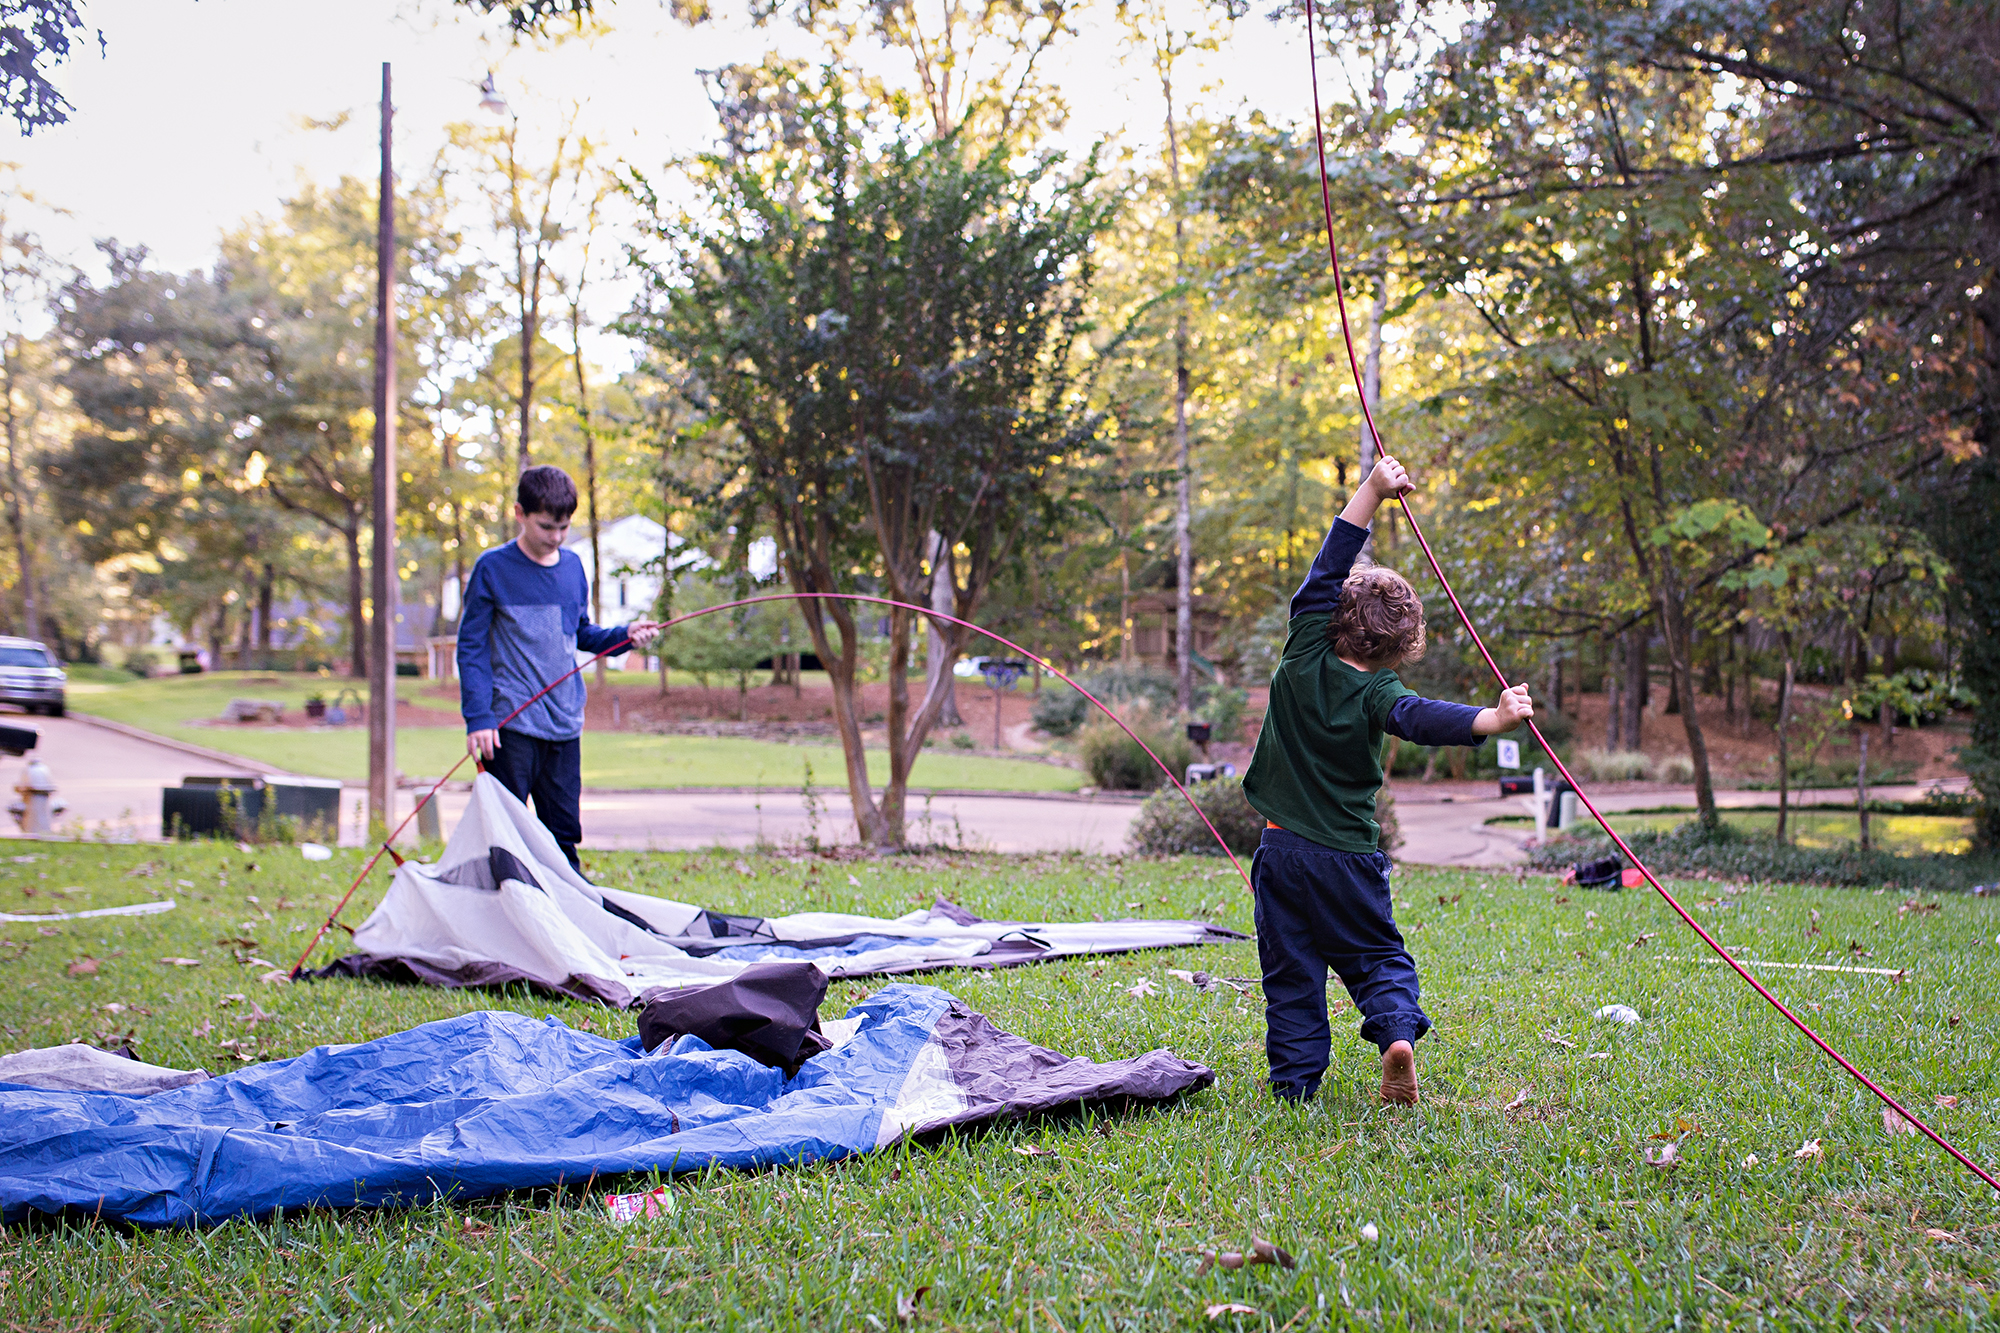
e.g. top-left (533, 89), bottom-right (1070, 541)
top-left (1166, 94), bottom-right (1194, 715)
top-left (0, 345), bottom-right (36, 642)
top-left (345, 520), bottom-right (367, 678)
top-left (1604, 632), bottom-right (1621, 749)
top-left (1657, 570), bottom-right (1718, 824)
top-left (1776, 643), bottom-right (1794, 842)
top-left (574, 337), bottom-right (606, 690)
top-left (924, 530), bottom-right (962, 726)
top-left (258, 562), bottom-right (274, 668)
top-left (1622, 628), bottom-right (1647, 752)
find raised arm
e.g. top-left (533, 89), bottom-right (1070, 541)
top-left (1290, 456), bottom-right (1413, 618)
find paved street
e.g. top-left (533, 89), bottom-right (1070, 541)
top-left (0, 711), bottom-right (1965, 862)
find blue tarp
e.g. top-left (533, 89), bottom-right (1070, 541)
top-left (0, 984), bottom-right (1211, 1227)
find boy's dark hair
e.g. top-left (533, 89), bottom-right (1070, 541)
top-left (1328, 566), bottom-right (1426, 668)
top-left (517, 465), bottom-right (578, 519)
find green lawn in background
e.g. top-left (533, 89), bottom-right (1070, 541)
top-left (65, 670), bottom-right (1083, 792)
top-left (1495, 807), bottom-right (1975, 856)
top-left (0, 843), bottom-right (1993, 1326)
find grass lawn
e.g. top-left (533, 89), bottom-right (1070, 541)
top-left (65, 672), bottom-right (1082, 792)
top-left (1495, 807), bottom-right (1976, 857)
top-left (2, 842), bottom-right (1996, 1327)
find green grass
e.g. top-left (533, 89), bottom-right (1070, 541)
top-left (1495, 807), bottom-right (1977, 856)
top-left (64, 671), bottom-right (1082, 792)
top-left (1, 841), bottom-right (1996, 1327)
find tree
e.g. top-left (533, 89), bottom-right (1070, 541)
top-left (628, 64), bottom-right (1112, 847)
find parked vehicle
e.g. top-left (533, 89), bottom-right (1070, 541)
top-left (0, 638), bottom-right (64, 716)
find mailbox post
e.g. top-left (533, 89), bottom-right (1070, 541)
top-left (977, 659), bottom-right (1028, 750)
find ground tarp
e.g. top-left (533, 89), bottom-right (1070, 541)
top-left (319, 774), bottom-right (1240, 1007)
top-left (0, 983), bottom-right (1212, 1227)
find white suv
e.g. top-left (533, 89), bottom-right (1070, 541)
top-left (0, 638), bottom-right (65, 716)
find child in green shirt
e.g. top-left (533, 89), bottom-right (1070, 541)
top-left (1242, 455), bottom-right (1533, 1104)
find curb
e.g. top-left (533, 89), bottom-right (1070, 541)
top-left (341, 781), bottom-right (1145, 803)
top-left (66, 712), bottom-right (294, 777)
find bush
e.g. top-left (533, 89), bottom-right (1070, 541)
top-left (1077, 703), bottom-right (1194, 790)
top-left (1377, 788), bottom-right (1402, 855)
top-left (1525, 818), bottom-right (2000, 894)
top-left (1032, 669), bottom-right (1248, 742)
top-left (1656, 754), bottom-right (1696, 783)
top-left (1129, 776), bottom-right (1264, 856)
top-left (1574, 747), bottom-right (1652, 782)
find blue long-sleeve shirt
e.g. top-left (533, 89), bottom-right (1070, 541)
top-left (1243, 516), bottom-right (1484, 851)
top-left (457, 542), bottom-right (627, 741)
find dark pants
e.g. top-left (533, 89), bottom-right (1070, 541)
top-left (1252, 826), bottom-right (1430, 1100)
top-left (484, 728), bottom-right (582, 869)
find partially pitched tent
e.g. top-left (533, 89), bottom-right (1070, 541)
top-left (320, 774), bottom-right (1240, 1007)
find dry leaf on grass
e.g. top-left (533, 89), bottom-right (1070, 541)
top-left (159, 957), bottom-right (201, 967)
top-left (1883, 1106), bottom-right (1918, 1137)
top-left (1541, 1031), bottom-right (1577, 1049)
top-left (1644, 1143), bottom-right (1679, 1168)
top-left (1204, 1304), bottom-right (1258, 1320)
top-left (895, 1286), bottom-right (931, 1322)
top-left (259, 969), bottom-right (290, 985)
top-left (1250, 1237), bottom-right (1295, 1269)
top-left (1011, 1144), bottom-right (1057, 1159)
top-left (1925, 1228), bottom-right (1959, 1244)
top-left (1124, 978), bottom-right (1160, 999)
top-left (847, 874), bottom-right (862, 887)
top-left (1503, 1087), bottom-right (1533, 1112)
top-left (1935, 1094), bottom-right (1960, 1109)
top-left (1794, 1138), bottom-right (1823, 1160)
top-left (65, 957), bottom-right (97, 977)
top-left (1359, 1222), bottom-right (1379, 1243)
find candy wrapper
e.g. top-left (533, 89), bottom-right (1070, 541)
top-left (604, 1186), bottom-right (675, 1224)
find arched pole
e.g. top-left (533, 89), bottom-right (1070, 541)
top-left (1299, 0), bottom-right (1997, 1194)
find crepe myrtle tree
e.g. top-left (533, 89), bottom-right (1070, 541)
top-left (626, 63), bottom-right (1113, 849)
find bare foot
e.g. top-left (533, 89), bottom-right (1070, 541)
top-left (1379, 1040), bottom-right (1418, 1105)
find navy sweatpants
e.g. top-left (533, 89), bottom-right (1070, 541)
top-left (484, 728), bottom-right (583, 869)
top-left (1252, 826), bottom-right (1430, 1099)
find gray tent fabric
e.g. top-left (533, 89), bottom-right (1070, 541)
top-left (0, 1044), bottom-right (211, 1095)
top-left (636, 961), bottom-right (831, 1072)
top-left (318, 774), bottom-right (1243, 1008)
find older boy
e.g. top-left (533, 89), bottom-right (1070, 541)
top-left (1242, 455), bottom-right (1533, 1105)
top-left (459, 465), bottom-right (660, 869)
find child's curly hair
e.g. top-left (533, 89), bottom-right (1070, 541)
top-left (1327, 566), bottom-right (1427, 669)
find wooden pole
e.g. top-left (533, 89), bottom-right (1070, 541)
top-left (367, 62), bottom-right (398, 829)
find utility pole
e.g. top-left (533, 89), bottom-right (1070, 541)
top-left (368, 62), bottom-right (398, 830)
top-left (1164, 57), bottom-right (1193, 715)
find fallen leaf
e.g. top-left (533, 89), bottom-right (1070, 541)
top-left (1249, 1237), bottom-right (1296, 1269)
top-left (159, 957), bottom-right (202, 967)
top-left (243, 1002), bottom-right (277, 1027)
top-left (1742, 1154), bottom-right (1759, 1168)
top-left (1587, 1051), bottom-right (1612, 1060)
top-left (1849, 941), bottom-right (1871, 958)
top-left (1124, 901), bottom-right (1143, 910)
top-left (220, 993), bottom-right (245, 1006)
top-left (35, 926), bottom-right (59, 937)
top-left (1503, 1086), bottom-right (1533, 1113)
top-left (1541, 1031), bottom-right (1577, 1049)
top-left (895, 1286), bottom-right (932, 1322)
top-left (66, 957), bottom-right (98, 978)
top-left (1925, 1228), bottom-right (1959, 1244)
top-left (1898, 899), bottom-right (1939, 915)
top-left (1794, 1138), bottom-right (1823, 1160)
top-left (458, 1217), bottom-right (495, 1239)
top-left (1204, 1304), bottom-right (1258, 1320)
top-left (1948, 1015), bottom-right (1961, 1028)
top-left (1935, 1094), bottom-right (1959, 1109)
top-left (732, 859), bottom-right (753, 876)
top-left (242, 956), bottom-right (278, 969)
top-left (1124, 978), bottom-right (1160, 999)
top-left (1883, 1106), bottom-right (1918, 1137)
top-left (102, 1002), bottom-right (126, 1014)
top-left (1011, 1144), bottom-right (1057, 1159)
top-left (260, 969), bottom-right (291, 985)
top-left (1644, 1143), bottom-right (1679, 1168)
top-left (848, 874), bottom-right (862, 887)
top-left (1627, 932), bottom-right (1658, 950)
top-left (1213, 1253), bottom-right (1245, 1270)
top-left (1808, 908), bottom-right (1822, 934)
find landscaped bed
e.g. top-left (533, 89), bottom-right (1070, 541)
top-left (1, 840), bottom-right (1993, 1326)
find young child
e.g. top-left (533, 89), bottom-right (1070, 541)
top-left (459, 465), bottom-right (660, 869)
top-left (1241, 455), bottom-right (1533, 1105)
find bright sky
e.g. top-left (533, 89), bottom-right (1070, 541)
top-left (3, 0), bottom-right (1315, 294)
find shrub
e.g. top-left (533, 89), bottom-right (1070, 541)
top-left (1574, 747), bottom-right (1652, 782)
top-left (1077, 703), bottom-right (1194, 790)
top-left (1032, 668), bottom-right (1247, 741)
top-left (1377, 788), bottom-right (1403, 855)
top-left (1129, 776), bottom-right (1264, 856)
top-left (1656, 754), bottom-right (1696, 783)
top-left (1525, 818), bottom-right (2000, 894)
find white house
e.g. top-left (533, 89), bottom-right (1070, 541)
top-left (565, 516), bottom-right (710, 669)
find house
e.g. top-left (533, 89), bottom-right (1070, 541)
top-left (1125, 592), bottom-right (1225, 678)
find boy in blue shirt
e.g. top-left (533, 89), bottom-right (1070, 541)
top-left (458, 466), bottom-right (659, 869)
top-left (1242, 455), bottom-right (1533, 1105)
